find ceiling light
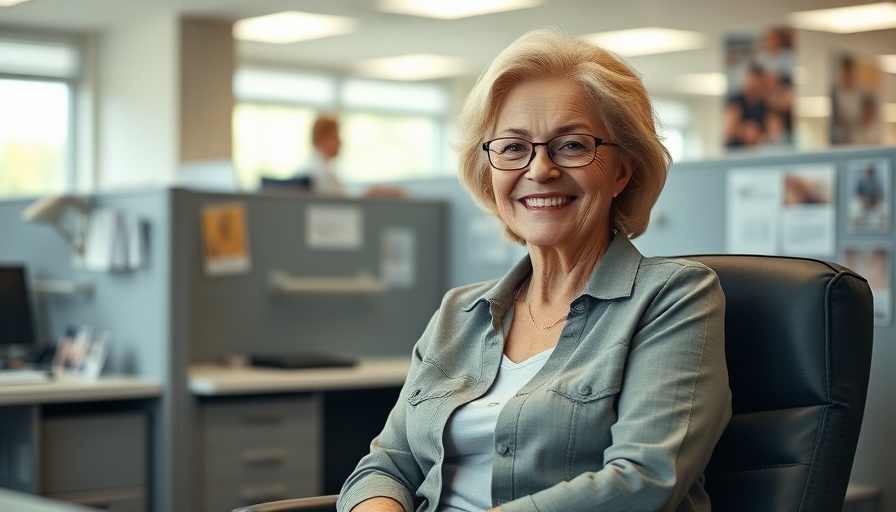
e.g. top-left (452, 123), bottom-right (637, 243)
top-left (674, 73), bottom-right (726, 95)
top-left (378, 0), bottom-right (542, 19)
top-left (354, 54), bottom-right (469, 81)
top-left (790, 2), bottom-right (896, 33)
top-left (582, 28), bottom-right (706, 57)
top-left (796, 96), bottom-right (831, 118)
top-left (233, 11), bottom-right (357, 44)
top-left (880, 55), bottom-right (896, 74)
top-left (0, 0), bottom-right (31, 6)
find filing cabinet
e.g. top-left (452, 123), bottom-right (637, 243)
top-left (195, 394), bottom-right (322, 512)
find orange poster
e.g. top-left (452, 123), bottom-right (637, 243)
top-left (201, 202), bottom-right (251, 275)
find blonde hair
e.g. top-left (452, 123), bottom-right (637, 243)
top-left (456, 28), bottom-right (670, 242)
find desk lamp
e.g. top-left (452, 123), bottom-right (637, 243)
top-left (21, 195), bottom-right (90, 256)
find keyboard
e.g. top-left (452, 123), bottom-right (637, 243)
top-left (0, 369), bottom-right (51, 386)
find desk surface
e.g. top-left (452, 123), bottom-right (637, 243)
top-left (0, 489), bottom-right (99, 511)
top-left (0, 376), bottom-right (162, 406)
top-left (189, 356), bottom-right (411, 395)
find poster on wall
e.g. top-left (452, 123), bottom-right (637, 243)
top-left (780, 164), bottom-right (837, 257)
top-left (841, 243), bottom-right (892, 326)
top-left (723, 27), bottom-right (795, 149)
top-left (726, 164), bottom-right (837, 257)
top-left (829, 51), bottom-right (884, 146)
top-left (200, 202), bottom-right (251, 276)
top-left (847, 158), bottom-right (891, 233)
top-left (726, 167), bottom-right (782, 254)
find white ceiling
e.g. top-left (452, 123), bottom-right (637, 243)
top-left (2, 0), bottom-right (895, 94)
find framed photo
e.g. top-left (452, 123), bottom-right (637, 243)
top-left (841, 243), bottom-right (892, 326)
top-left (846, 158), bottom-right (890, 234)
top-left (51, 326), bottom-right (111, 379)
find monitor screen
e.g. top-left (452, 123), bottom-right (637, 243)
top-left (0, 265), bottom-right (37, 347)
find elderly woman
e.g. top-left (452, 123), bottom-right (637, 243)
top-left (338, 28), bottom-right (730, 512)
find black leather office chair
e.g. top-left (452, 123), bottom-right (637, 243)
top-left (234, 255), bottom-right (874, 512)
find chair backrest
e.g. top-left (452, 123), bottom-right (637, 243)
top-left (686, 255), bottom-right (873, 512)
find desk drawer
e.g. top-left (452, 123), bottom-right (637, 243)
top-left (202, 445), bottom-right (319, 484)
top-left (199, 395), bottom-right (319, 449)
top-left (41, 412), bottom-right (146, 494)
top-left (202, 479), bottom-right (318, 512)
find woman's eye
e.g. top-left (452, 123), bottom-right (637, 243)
top-left (504, 143), bottom-right (528, 153)
top-left (559, 141), bottom-right (586, 152)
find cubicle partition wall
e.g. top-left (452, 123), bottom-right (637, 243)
top-left (177, 190), bottom-right (446, 362)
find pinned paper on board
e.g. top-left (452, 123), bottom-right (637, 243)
top-left (306, 205), bottom-right (363, 250)
top-left (201, 202), bottom-right (251, 276)
top-left (726, 164), bottom-right (837, 258)
top-left (842, 243), bottom-right (892, 326)
top-left (381, 227), bottom-right (416, 288)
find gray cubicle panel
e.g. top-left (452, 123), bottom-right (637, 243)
top-left (172, 189), bottom-right (447, 362)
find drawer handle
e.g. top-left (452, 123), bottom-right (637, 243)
top-left (241, 448), bottom-right (286, 465)
top-left (74, 495), bottom-right (112, 509)
top-left (239, 484), bottom-right (287, 503)
top-left (240, 414), bottom-right (285, 424)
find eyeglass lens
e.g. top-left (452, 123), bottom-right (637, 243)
top-left (485, 134), bottom-right (600, 170)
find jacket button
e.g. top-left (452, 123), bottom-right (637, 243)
top-left (580, 385), bottom-right (592, 396)
top-left (572, 300), bottom-right (587, 313)
top-left (410, 389), bottom-right (421, 398)
top-left (497, 445), bottom-right (510, 456)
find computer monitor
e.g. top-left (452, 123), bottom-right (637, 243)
top-left (0, 265), bottom-right (38, 349)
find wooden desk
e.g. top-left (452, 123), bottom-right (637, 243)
top-left (188, 356), bottom-right (411, 396)
top-left (0, 376), bottom-right (162, 405)
top-left (0, 376), bottom-right (162, 512)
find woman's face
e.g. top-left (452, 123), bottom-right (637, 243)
top-left (489, 78), bottom-right (632, 251)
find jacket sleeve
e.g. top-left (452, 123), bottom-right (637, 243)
top-left (502, 264), bottom-right (731, 512)
top-left (337, 311), bottom-right (439, 512)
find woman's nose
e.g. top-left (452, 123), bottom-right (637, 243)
top-left (526, 148), bottom-right (561, 181)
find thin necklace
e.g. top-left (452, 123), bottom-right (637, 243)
top-left (517, 281), bottom-right (567, 330)
top-left (526, 299), bottom-right (567, 330)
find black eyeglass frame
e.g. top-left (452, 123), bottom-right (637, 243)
top-left (481, 134), bottom-right (620, 171)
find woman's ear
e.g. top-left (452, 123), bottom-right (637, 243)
top-left (614, 159), bottom-right (635, 197)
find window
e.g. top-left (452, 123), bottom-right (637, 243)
top-left (232, 68), bottom-right (450, 189)
top-left (0, 34), bottom-right (79, 198)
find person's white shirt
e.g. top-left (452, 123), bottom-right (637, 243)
top-left (307, 151), bottom-right (345, 196)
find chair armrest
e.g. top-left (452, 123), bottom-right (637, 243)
top-left (233, 494), bottom-right (339, 512)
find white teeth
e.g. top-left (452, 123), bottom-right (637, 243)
top-left (524, 196), bottom-right (568, 208)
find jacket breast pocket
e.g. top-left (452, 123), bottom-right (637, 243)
top-left (545, 342), bottom-right (628, 477)
top-left (404, 360), bottom-right (463, 454)
top-left (548, 341), bottom-right (627, 403)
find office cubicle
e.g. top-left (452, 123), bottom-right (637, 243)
top-left (0, 188), bottom-right (446, 512)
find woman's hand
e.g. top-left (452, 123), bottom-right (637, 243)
top-left (351, 496), bottom-right (405, 512)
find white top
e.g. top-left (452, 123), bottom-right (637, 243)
top-left (307, 151), bottom-right (345, 196)
top-left (439, 349), bottom-right (553, 511)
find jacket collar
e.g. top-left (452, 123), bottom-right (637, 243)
top-left (463, 232), bottom-right (642, 315)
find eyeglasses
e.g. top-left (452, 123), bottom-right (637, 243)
top-left (482, 134), bottom-right (619, 171)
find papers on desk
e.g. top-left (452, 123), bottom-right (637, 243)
top-left (83, 207), bottom-right (148, 272)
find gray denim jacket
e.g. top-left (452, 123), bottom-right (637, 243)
top-left (338, 234), bottom-right (731, 512)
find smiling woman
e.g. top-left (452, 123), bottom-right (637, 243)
top-left (337, 27), bottom-right (730, 512)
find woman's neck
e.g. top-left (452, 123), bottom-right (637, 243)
top-left (525, 232), bottom-right (612, 306)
